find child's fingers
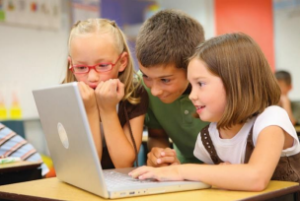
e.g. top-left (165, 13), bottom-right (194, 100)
top-left (116, 80), bottom-right (125, 99)
top-left (147, 148), bottom-right (165, 166)
top-left (137, 171), bottom-right (155, 180)
top-left (129, 166), bottom-right (151, 179)
top-left (147, 152), bottom-right (160, 166)
top-left (161, 148), bottom-right (176, 157)
top-left (160, 156), bottom-right (177, 163)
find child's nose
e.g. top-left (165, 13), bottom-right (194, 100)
top-left (150, 83), bottom-right (163, 97)
top-left (87, 69), bottom-right (100, 81)
top-left (189, 89), bottom-right (197, 101)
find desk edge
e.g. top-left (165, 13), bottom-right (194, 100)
top-left (0, 191), bottom-right (61, 201)
top-left (240, 184), bottom-right (300, 201)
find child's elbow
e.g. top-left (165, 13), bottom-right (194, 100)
top-left (250, 180), bottom-right (269, 191)
top-left (248, 173), bottom-right (270, 191)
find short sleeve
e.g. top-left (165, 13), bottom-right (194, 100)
top-left (253, 106), bottom-right (300, 156)
top-left (118, 85), bottom-right (149, 127)
top-left (127, 85), bottom-right (149, 120)
top-left (144, 107), bottom-right (163, 129)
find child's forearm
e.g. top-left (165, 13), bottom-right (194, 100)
top-left (87, 109), bottom-right (102, 159)
top-left (101, 109), bottom-right (138, 168)
top-left (178, 164), bottom-right (270, 191)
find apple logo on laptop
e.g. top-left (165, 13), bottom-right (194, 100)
top-left (57, 122), bottom-right (69, 149)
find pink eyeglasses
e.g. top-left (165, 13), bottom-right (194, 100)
top-left (68, 54), bottom-right (122, 74)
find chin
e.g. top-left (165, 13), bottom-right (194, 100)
top-left (159, 97), bottom-right (176, 104)
top-left (198, 114), bottom-right (209, 122)
top-left (158, 94), bottom-right (182, 104)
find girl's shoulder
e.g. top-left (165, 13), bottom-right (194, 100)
top-left (253, 105), bottom-right (297, 143)
top-left (255, 105), bottom-right (288, 124)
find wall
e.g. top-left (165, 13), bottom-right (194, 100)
top-left (274, 1), bottom-right (300, 100)
top-left (0, 1), bottom-right (71, 120)
top-left (156, 0), bottom-right (215, 40)
top-left (0, 0), bottom-right (71, 155)
top-left (215, 0), bottom-right (300, 100)
top-left (215, 0), bottom-right (275, 70)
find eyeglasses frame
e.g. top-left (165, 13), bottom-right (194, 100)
top-left (68, 53), bottom-right (123, 74)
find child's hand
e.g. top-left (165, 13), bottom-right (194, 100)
top-left (147, 147), bottom-right (180, 167)
top-left (95, 79), bottom-right (125, 112)
top-left (77, 82), bottom-right (98, 112)
top-left (128, 165), bottom-right (183, 181)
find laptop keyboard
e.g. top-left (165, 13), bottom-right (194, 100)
top-left (103, 170), bottom-right (157, 189)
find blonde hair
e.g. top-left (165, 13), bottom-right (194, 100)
top-left (190, 33), bottom-right (280, 129)
top-left (63, 18), bottom-right (141, 104)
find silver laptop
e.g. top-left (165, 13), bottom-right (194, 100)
top-left (32, 82), bottom-right (210, 199)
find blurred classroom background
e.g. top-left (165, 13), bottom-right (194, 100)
top-left (0, 0), bottom-right (300, 173)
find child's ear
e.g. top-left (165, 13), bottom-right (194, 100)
top-left (118, 52), bottom-right (128, 72)
top-left (67, 56), bottom-right (72, 69)
top-left (288, 84), bottom-right (293, 92)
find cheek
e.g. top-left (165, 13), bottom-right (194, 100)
top-left (167, 82), bottom-right (183, 93)
top-left (143, 78), bottom-right (152, 88)
top-left (74, 75), bottom-right (86, 83)
top-left (109, 69), bottom-right (122, 79)
top-left (216, 93), bottom-right (227, 112)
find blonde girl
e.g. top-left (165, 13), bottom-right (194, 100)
top-left (63, 18), bottom-right (148, 169)
top-left (129, 33), bottom-right (300, 192)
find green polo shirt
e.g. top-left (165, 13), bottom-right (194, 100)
top-left (143, 81), bottom-right (208, 164)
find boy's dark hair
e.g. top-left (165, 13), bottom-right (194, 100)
top-left (136, 9), bottom-right (205, 70)
top-left (275, 70), bottom-right (292, 85)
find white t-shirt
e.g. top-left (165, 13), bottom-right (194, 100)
top-left (194, 106), bottom-right (300, 164)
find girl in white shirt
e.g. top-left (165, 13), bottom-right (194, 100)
top-left (129, 33), bottom-right (300, 191)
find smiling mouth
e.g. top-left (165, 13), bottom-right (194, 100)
top-left (157, 95), bottom-right (167, 99)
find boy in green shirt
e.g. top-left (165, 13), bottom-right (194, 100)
top-left (136, 9), bottom-right (208, 166)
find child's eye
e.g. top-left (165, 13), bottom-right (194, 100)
top-left (74, 66), bottom-right (88, 71)
top-left (198, 82), bottom-right (204, 87)
top-left (161, 79), bottom-right (170, 83)
top-left (98, 64), bottom-right (109, 68)
top-left (142, 75), bottom-right (149, 80)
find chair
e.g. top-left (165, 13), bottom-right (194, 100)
top-left (0, 120), bottom-right (25, 138)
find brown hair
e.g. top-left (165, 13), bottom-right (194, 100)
top-left (275, 70), bottom-right (292, 85)
top-left (136, 9), bottom-right (205, 70)
top-left (63, 18), bottom-right (141, 104)
top-left (190, 33), bottom-right (281, 129)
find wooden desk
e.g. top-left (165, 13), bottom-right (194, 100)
top-left (0, 178), bottom-right (298, 201)
top-left (0, 161), bottom-right (41, 173)
top-left (0, 161), bottom-right (42, 185)
top-left (295, 126), bottom-right (300, 134)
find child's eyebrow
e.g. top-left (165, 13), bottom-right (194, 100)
top-left (139, 69), bottom-right (147, 76)
top-left (139, 69), bottom-right (173, 79)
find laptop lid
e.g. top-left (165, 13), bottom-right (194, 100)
top-left (33, 82), bottom-right (210, 199)
top-left (33, 82), bottom-right (109, 198)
